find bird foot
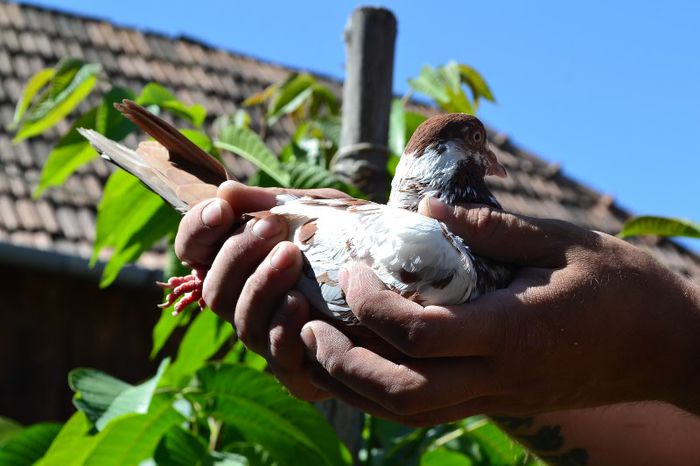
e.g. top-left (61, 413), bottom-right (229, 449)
top-left (157, 270), bottom-right (205, 316)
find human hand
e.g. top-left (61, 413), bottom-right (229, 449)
top-left (174, 180), bottom-right (346, 400)
top-left (298, 197), bottom-right (700, 425)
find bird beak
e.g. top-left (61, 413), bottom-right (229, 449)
top-left (485, 148), bottom-right (507, 178)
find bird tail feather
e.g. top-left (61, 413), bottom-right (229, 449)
top-left (79, 100), bottom-right (231, 213)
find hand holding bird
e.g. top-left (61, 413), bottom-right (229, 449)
top-left (80, 100), bottom-right (512, 322)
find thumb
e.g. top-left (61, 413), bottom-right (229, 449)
top-left (418, 196), bottom-right (591, 266)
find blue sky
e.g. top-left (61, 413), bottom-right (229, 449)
top-left (27, 0), bottom-right (700, 248)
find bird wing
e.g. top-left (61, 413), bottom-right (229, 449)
top-left (79, 100), bottom-right (229, 212)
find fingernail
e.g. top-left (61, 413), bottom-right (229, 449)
top-left (285, 293), bottom-right (299, 311)
top-left (269, 243), bottom-right (292, 270)
top-left (252, 216), bottom-right (282, 239)
top-left (201, 200), bottom-right (223, 227)
top-left (300, 324), bottom-right (317, 358)
top-left (419, 196), bottom-right (451, 220)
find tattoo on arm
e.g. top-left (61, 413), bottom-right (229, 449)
top-left (492, 416), bottom-right (589, 466)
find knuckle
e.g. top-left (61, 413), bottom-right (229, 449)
top-left (323, 354), bottom-right (344, 378)
top-left (468, 205), bottom-right (505, 240)
top-left (351, 292), bottom-right (377, 321)
top-left (353, 290), bottom-right (394, 321)
top-left (394, 317), bottom-right (430, 357)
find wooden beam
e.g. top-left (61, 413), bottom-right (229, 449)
top-left (332, 6), bottom-right (397, 202)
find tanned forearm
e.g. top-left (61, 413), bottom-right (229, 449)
top-left (495, 402), bottom-right (700, 466)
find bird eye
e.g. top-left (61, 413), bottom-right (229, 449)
top-left (469, 128), bottom-right (484, 145)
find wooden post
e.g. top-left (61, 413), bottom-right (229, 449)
top-left (332, 7), bottom-right (397, 202)
top-left (321, 6), bottom-right (397, 461)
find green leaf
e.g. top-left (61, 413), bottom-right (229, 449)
top-left (37, 404), bottom-right (182, 466)
top-left (154, 426), bottom-right (208, 466)
top-left (149, 306), bottom-right (192, 359)
top-left (455, 62), bottom-right (495, 103)
top-left (95, 87), bottom-right (138, 136)
top-left (223, 341), bottom-right (267, 372)
top-left (618, 215), bottom-right (700, 239)
top-left (216, 126), bottom-right (289, 186)
top-left (310, 115), bottom-right (341, 147)
top-left (0, 418), bottom-right (22, 448)
top-left (91, 170), bottom-right (180, 287)
top-left (267, 73), bottom-right (316, 124)
top-left (96, 360), bottom-right (169, 430)
top-left (69, 369), bottom-right (131, 427)
top-left (223, 443), bottom-right (274, 466)
top-left (309, 84), bottom-right (340, 117)
top-left (137, 83), bottom-right (206, 127)
top-left (195, 364), bottom-right (350, 466)
top-left (179, 129), bottom-right (218, 158)
top-left (83, 401), bottom-right (183, 466)
top-left (0, 422), bottom-right (61, 466)
top-left (408, 64), bottom-right (475, 114)
top-left (285, 162), bottom-right (363, 197)
top-left (409, 65), bottom-right (451, 104)
top-left (243, 83), bottom-right (279, 107)
top-left (34, 87), bottom-right (136, 197)
top-left (155, 427), bottom-right (250, 466)
top-left (69, 359), bottom-right (169, 431)
top-left (13, 58), bottom-right (101, 142)
top-left (389, 100), bottom-right (407, 157)
top-left (421, 448), bottom-right (473, 466)
top-left (464, 419), bottom-right (527, 465)
top-left (164, 311), bottom-right (234, 387)
top-left (10, 67), bottom-right (55, 129)
top-left (209, 451), bottom-right (249, 466)
top-left (150, 308), bottom-right (189, 359)
top-left (33, 108), bottom-right (98, 197)
top-left (35, 413), bottom-right (95, 466)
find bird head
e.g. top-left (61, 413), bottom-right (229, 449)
top-left (388, 113), bottom-right (506, 211)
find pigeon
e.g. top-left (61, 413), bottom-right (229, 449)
top-left (79, 100), bottom-right (511, 324)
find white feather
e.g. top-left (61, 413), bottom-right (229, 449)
top-left (270, 198), bottom-right (476, 322)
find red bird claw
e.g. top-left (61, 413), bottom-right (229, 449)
top-left (156, 272), bottom-right (205, 316)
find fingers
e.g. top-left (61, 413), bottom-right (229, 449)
top-left (308, 369), bottom-right (495, 427)
top-left (202, 215), bottom-right (289, 320)
top-left (342, 263), bottom-right (520, 357)
top-left (232, 241), bottom-right (301, 352)
top-left (217, 180), bottom-right (349, 214)
top-left (174, 198), bottom-right (236, 267)
top-left (266, 292), bottom-right (330, 402)
top-left (301, 320), bottom-right (496, 417)
top-left (418, 197), bottom-right (593, 267)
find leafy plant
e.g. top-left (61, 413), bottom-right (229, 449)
top-left (619, 215), bottom-right (700, 239)
top-left (1, 57), bottom-right (542, 466)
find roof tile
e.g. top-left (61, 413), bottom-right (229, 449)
top-left (0, 0), bottom-right (695, 284)
top-left (1, 28), bottom-right (20, 53)
top-left (4, 2), bottom-right (24, 28)
top-left (34, 199), bottom-right (59, 234)
top-left (55, 206), bottom-right (82, 240)
top-left (0, 195), bottom-right (19, 230)
top-left (0, 4), bottom-right (9, 27)
top-left (15, 198), bottom-right (39, 230)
